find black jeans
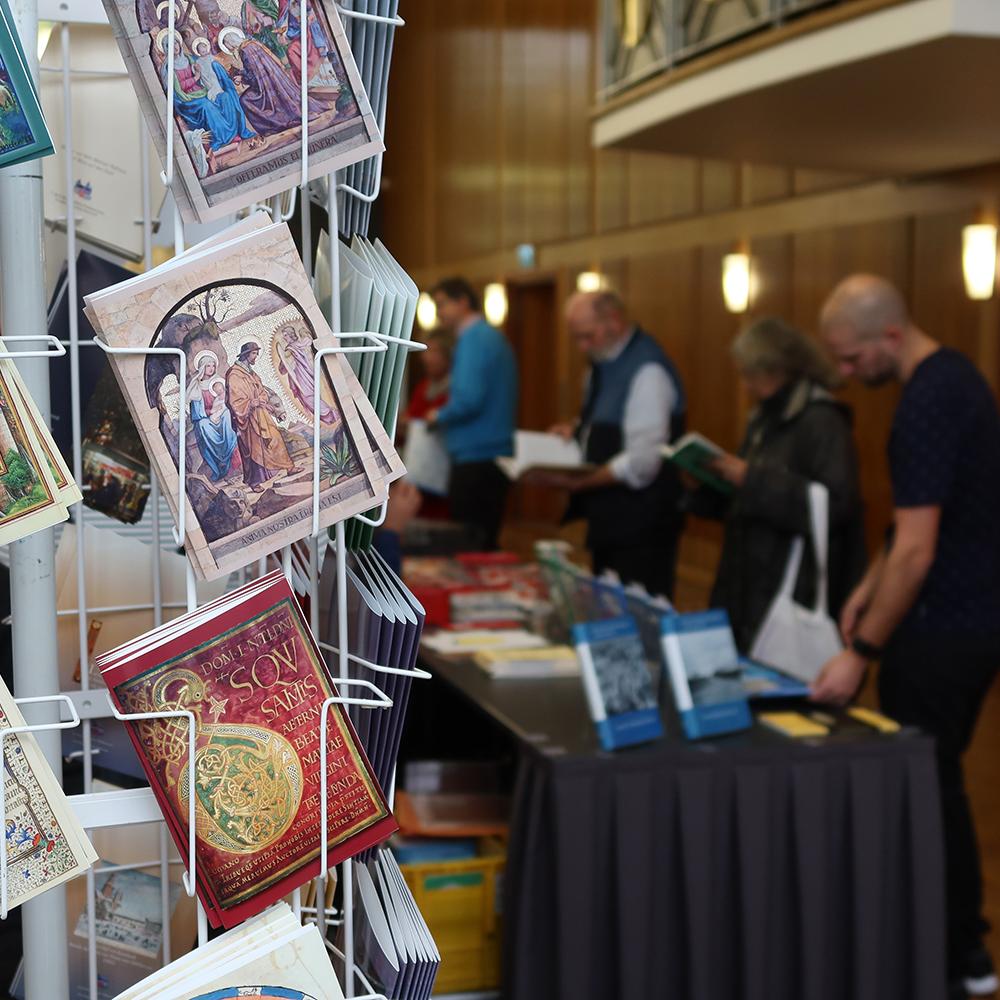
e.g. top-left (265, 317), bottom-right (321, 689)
top-left (878, 632), bottom-right (1000, 976)
top-left (590, 523), bottom-right (682, 601)
top-left (448, 460), bottom-right (510, 551)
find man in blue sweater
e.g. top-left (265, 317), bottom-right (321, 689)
top-left (427, 277), bottom-right (518, 550)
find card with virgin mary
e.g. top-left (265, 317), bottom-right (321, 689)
top-left (100, 0), bottom-right (382, 223)
top-left (84, 218), bottom-right (394, 581)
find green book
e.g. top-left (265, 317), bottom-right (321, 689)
top-left (661, 432), bottom-right (733, 493)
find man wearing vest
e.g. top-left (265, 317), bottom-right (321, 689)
top-left (427, 277), bottom-right (518, 551)
top-left (551, 291), bottom-right (687, 598)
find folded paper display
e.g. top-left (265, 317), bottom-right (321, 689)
top-left (84, 212), bottom-right (404, 581)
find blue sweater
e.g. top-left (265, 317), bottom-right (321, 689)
top-left (435, 317), bottom-right (517, 463)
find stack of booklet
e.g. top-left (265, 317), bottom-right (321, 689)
top-left (0, 342), bottom-right (81, 545)
top-left (0, 0), bottom-right (53, 168)
top-left (319, 547), bottom-right (425, 803)
top-left (101, 0), bottom-right (382, 224)
top-left (316, 230), bottom-right (417, 549)
top-left (0, 677), bottom-right (97, 911)
top-left (84, 213), bottom-right (404, 580)
top-left (115, 902), bottom-right (346, 999)
top-left (339, 849), bottom-right (441, 1000)
top-left (336, 0), bottom-right (401, 237)
top-left (94, 570), bottom-right (397, 928)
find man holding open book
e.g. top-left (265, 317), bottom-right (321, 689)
top-left (549, 291), bottom-right (686, 599)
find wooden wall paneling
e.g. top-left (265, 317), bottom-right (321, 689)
top-left (699, 159), bottom-right (740, 214)
top-left (627, 152), bottom-right (699, 227)
top-left (695, 243), bottom-right (743, 452)
top-left (741, 163), bottom-right (793, 206)
top-left (381, 2), bottom-right (434, 272)
top-left (565, 0), bottom-right (596, 239)
top-left (499, 2), bottom-right (527, 251)
top-left (594, 149), bottom-right (631, 232)
top-left (747, 233), bottom-right (793, 323)
top-left (910, 209), bottom-right (983, 363)
top-left (431, 0), bottom-right (504, 264)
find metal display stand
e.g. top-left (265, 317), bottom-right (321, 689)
top-left (0, 1), bottom-right (430, 998)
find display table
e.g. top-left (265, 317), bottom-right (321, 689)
top-left (414, 648), bottom-right (947, 1000)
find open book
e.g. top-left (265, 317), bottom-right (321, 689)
top-left (497, 430), bottom-right (595, 480)
top-left (661, 432), bottom-right (733, 493)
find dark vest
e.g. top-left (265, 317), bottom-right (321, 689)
top-left (568, 329), bottom-right (686, 548)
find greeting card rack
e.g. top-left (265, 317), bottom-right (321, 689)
top-left (0, 0), bottom-right (458, 997)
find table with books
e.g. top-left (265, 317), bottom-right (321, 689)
top-left (405, 550), bottom-right (947, 1000)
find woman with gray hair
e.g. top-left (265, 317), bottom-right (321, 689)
top-left (689, 317), bottom-right (867, 652)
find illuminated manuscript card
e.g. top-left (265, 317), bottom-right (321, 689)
top-left (98, 571), bottom-right (395, 928)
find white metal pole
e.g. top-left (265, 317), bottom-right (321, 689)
top-left (0, 0), bottom-right (70, 994)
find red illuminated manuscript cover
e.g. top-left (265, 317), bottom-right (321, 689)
top-left (102, 575), bottom-right (396, 928)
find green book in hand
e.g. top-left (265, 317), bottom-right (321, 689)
top-left (661, 432), bottom-right (734, 493)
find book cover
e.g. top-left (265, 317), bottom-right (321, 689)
top-left (660, 609), bottom-right (752, 740)
top-left (99, 573), bottom-right (396, 928)
top-left (85, 221), bottom-right (391, 581)
top-left (99, 0), bottom-right (382, 224)
top-left (0, 0), bottom-right (54, 168)
top-left (572, 616), bottom-right (664, 752)
top-left (661, 432), bottom-right (732, 493)
top-left (0, 678), bottom-right (97, 911)
top-left (0, 361), bottom-right (69, 545)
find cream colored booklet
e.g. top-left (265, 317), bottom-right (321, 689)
top-left (0, 677), bottom-right (97, 911)
top-left (84, 220), bottom-right (389, 580)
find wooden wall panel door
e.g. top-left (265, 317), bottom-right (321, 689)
top-left (505, 281), bottom-right (565, 522)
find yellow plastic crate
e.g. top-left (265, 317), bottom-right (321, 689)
top-left (399, 838), bottom-right (505, 995)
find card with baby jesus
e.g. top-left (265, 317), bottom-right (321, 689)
top-left (85, 218), bottom-right (399, 581)
top-left (99, 0), bottom-right (382, 224)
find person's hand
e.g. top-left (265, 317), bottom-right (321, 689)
top-left (839, 583), bottom-right (872, 644)
top-left (382, 480), bottom-right (421, 535)
top-left (547, 422), bottom-right (576, 440)
top-left (809, 649), bottom-right (867, 705)
top-left (425, 408), bottom-right (440, 427)
top-left (706, 453), bottom-right (748, 488)
top-left (678, 469), bottom-right (702, 492)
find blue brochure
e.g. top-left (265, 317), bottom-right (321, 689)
top-left (660, 609), bottom-right (753, 740)
top-left (572, 615), bottom-right (664, 751)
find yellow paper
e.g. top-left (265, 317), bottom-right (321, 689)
top-left (758, 711), bottom-right (830, 738)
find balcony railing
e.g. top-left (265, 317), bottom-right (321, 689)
top-left (601, 0), bottom-right (860, 100)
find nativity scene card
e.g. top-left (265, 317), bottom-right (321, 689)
top-left (84, 220), bottom-right (392, 581)
top-left (100, 0), bottom-right (382, 222)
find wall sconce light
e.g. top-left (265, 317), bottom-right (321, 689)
top-left (416, 292), bottom-right (437, 330)
top-left (484, 282), bottom-right (508, 326)
top-left (722, 253), bottom-right (752, 314)
top-left (576, 271), bottom-right (607, 293)
top-left (962, 224), bottom-right (997, 300)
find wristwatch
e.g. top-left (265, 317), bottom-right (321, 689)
top-left (851, 636), bottom-right (883, 660)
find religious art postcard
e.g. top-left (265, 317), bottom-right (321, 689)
top-left (0, 0), bottom-right (54, 169)
top-left (97, 571), bottom-right (396, 928)
top-left (0, 677), bottom-right (98, 912)
top-left (85, 221), bottom-right (389, 581)
top-left (0, 361), bottom-right (69, 546)
top-left (100, 0), bottom-right (382, 223)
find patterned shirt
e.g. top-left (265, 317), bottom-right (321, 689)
top-left (889, 348), bottom-right (1000, 636)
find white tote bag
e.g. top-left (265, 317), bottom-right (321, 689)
top-left (750, 482), bottom-right (843, 683)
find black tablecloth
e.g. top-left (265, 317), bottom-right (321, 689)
top-left (415, 652), bottom-right (947, 1000)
